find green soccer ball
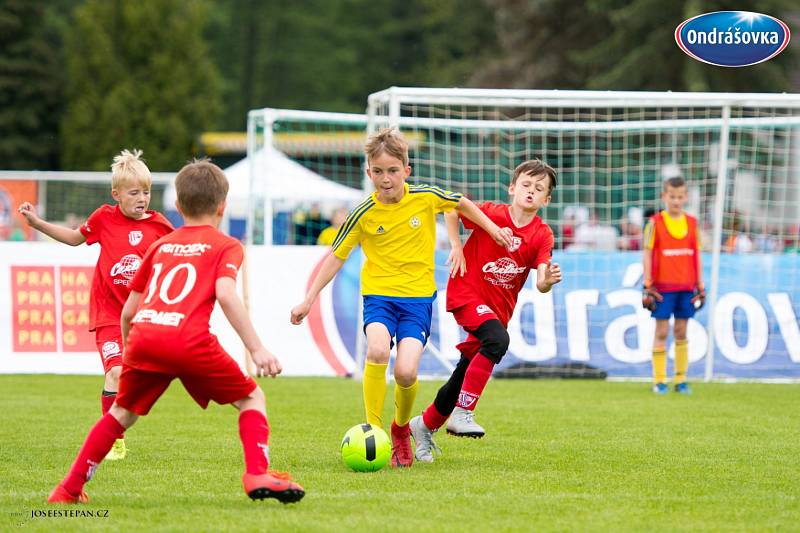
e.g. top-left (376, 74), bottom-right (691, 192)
top-left (340, 423), bottom-right (391, 472)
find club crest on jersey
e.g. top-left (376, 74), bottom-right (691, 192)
top-left (409, 216), bottom-right (421, 229)
top-left (508, 236), bottom-right (522, 252)
top-left (128, 230), bottom-right (143, 246)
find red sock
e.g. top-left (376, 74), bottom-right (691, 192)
top-left (101, 392), bottom-right (115, 415)
top-left (457, 353), bottom-right (495, 411)
top-left (239, 409), bottom-right (270, 475)
top-left (422, 403), bottom-right (449, 431)
top-left (62, 413), bottom-right (125, 496)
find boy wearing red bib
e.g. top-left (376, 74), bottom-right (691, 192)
top-left (642, 176), bottom-right (705, 395)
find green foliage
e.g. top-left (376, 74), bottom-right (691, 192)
top-left (0, 0), bottom-right (72, 169)
top-left (2, 376), bottom-right (799, 531)
top-left (60, 0), bottom-right (222, 171)
top-left (208, 0), bottom-right (499, 129)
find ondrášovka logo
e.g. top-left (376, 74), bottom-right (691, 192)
top-left (675, 11), bottom-right (790, 67)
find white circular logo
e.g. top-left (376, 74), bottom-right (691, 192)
top-left (409, 216), bottom-right (421, 228)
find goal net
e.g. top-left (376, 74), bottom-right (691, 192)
top-left (365, 88), bottom-right (800, 381)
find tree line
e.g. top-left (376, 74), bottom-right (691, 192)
top-left (1, 0), bottom-right (796, 171)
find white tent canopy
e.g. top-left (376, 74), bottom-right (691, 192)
top-left (164, 145), bottom-right (364, 219)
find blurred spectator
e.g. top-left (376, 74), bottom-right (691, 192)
top-left (723, 212), bottom-right (753, 253)
top-left (617, 207), bottom-right (643, 251)
top-left (64, 213), bottom-right (81, 230)
top-left (571, 210), bottom-right (618, 251)
top-left (784, 225), bottom-right (800, 254)
top-left (317, 207), bottom-right (348, 246)
top-left (560, 206), bottom-right (584, 250)
top-left (293, 204), bottom-right (326, 245)
top-left (753, 225), bottom-right (782, 254)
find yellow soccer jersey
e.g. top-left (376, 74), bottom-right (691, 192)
top-left (332, 183), bottom-right (462, 299)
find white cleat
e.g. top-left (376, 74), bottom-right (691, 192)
top-left (446, 407), bottom-right (485, 438)
top-left (410, 415), bottom-right (442, 463)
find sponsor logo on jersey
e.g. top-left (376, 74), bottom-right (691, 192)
top-left (508, 236), bottom-right (522, 252)
top-left (482, 257), bottom-right (526, 287)
top-left (159, 243), bottom-right (212, 256)
top-left (457, 391), bottom-right (478, 409)
top-left (376, 225), bottom-right (386, 234)
top-left (101, 341), bottom-right (121, 359)
top-left (409, 216), bottom-right (420, 229)
top-left (662, 248), bottom-right (695, 257)
top-left (225, 263), bottom-right (239, 272)
top-left (476, 304), bottom-right (493, 316)
top-left (132, 309), bottom-right (186, 327)
top-left (128, 230), bottom-right (143, 246)
top-left (110, 254), bottom-right (141, 282)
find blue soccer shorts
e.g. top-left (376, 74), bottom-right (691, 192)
top-left (651, 290), bottom-right (695, 320)
top-left (362, 296), bottom-right (432, 346)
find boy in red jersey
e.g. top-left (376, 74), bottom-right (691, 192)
top-left (410, 159), bottom-right (562, 461)
top-left (47, 159), bottom-right (304, 505)
top-left (642, 176), bottom-right (705, 395)
top-left (18, 149), bottom-right (173, 460)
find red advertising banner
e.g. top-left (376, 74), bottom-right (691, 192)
top-left (60, 266), bottom-right (94, 352)
top-left (11, 265), bottom-right (95, 353)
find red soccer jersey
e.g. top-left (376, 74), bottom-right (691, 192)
top-left (446, 202), bottom-right (554, 325)
top-left (124, 225), bottom-right (244, 372)
top-left (79, 205), bottom-right (173, 330)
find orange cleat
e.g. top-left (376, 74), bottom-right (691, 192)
top-left (390, 421), bottom-right (414, 468)
top-left (47, 484), bottom-right (89, 504)
top-left (243, 471), bottom-right (304, 504)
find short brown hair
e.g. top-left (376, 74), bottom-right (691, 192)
top-left (174, 159), bottom-right (229, 217)
top-left (512, 159), bottom-right (557, 192)
top-left (664, 176), bottom-right (686, 190)
top-left (365, 127), bottom-right (409, 166)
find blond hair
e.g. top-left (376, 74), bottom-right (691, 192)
top-left (365, 127), bottom-right (409, 166)
top-left (111, 149), bottom-right (152, 190)
top-left (175, 158), bottom-right (229, 217)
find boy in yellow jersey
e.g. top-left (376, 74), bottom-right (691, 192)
top-left (291, 128), bottom-right (513, 467)
top-left (642, 176), bottom-right (705, 395)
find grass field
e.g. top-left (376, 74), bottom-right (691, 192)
top-left (1, 375), bottom-right (798, 532)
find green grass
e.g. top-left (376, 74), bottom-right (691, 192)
top-left (1, 376), bottom-right (798, 532)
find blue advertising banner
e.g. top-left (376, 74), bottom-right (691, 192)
top-left (329, 251), bottom-right (800, 379)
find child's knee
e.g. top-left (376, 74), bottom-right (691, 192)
top-left (393, 366), bottom-right (417, 386)
top-left (366, 343), bottom-right (390, 363)
top-left (106, 366), bottom-right (121, 384)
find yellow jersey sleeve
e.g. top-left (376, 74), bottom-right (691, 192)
top-left (332, 198), bottom-right (374, 260)
top-left (643, 219), bottom-right (655, 250)
top-left (408, 184), bottom-right (462, 213)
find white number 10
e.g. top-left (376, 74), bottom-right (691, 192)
top-left (144, 263), bottom-right (197, 305)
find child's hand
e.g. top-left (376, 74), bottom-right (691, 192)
top-left (251, 347), bottom-right (282, 378)
top-left (290, 301), bottom-right (311, 325)
top-left (447, 247), bottom-right (466, 278)
top-left (17, 202), bottom-right (39, 226)
top-left (544, 262), bottom-right (562, 286)
top-left (491, 226), bottom-right (514, 248)
top-left (642, 286), bottom-right (663, 311)
top-left (691, 285), bottom-right (706, 310)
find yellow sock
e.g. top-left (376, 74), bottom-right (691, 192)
top-left (652, 347), bottom-right (667, 384)
top-left (674, 340), bottom-right (688, 384)
top-left (363, 362), bottom-right (388, 427)
top-left (393, 380), bottom-right (418, 427)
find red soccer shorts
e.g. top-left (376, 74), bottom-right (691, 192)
top-left (94, 325), bottom-right (123, 373)
top-left (450, 298), bottom-right (506, 360)
top-left (115, 343), bottom-right (257, 416)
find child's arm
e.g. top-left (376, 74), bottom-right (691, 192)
top-left (444, 211), bottom-right (466, 278)
top-left (536, 262), bottom-right (562, 293)
top-left (290, 252), bottom-right (345, 325)
top-left (217, 277), bottom-right (282, 377)
top-left (18, 202), bottom-right (85, 246)
top-left (120, 291), bottom-right (142, 347)
top-left (455, 197), bottom-right (513, 248)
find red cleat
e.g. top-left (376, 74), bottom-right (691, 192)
top-left (243, 471), bottom-right (304, 504)
top-left (390, 421), bottom-right (414, 468)
top-left (47, 484), bottom-right (89, 504)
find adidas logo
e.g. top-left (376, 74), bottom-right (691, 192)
top-left (376, 225), bottom-right (386, 234)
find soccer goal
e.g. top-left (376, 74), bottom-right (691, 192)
top-left (365, 88), bottom-right (800, 381)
